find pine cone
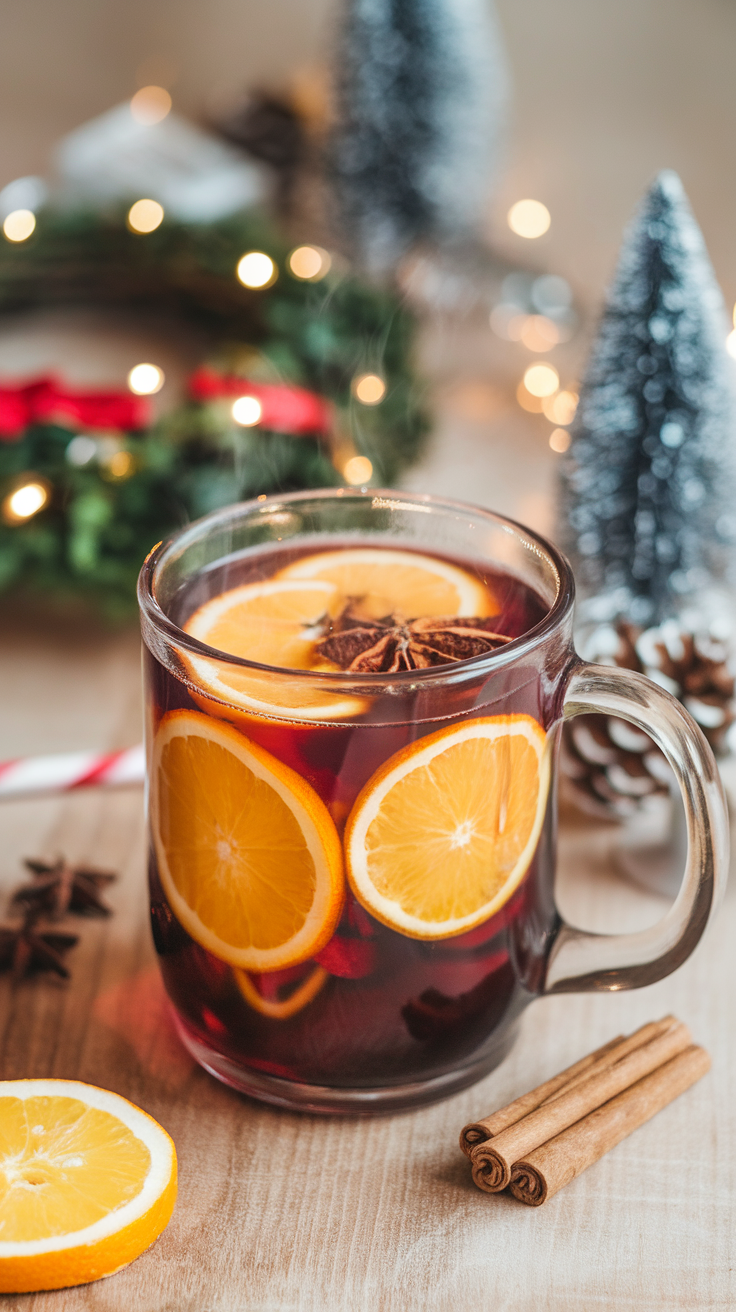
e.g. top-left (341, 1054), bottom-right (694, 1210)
top-left (562, 619), bottom-right (735, 818)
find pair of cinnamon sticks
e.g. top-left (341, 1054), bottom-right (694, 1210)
top-left (460, 1016), bottom-right (709, 1206)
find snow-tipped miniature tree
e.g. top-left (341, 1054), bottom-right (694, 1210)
top-left (328, 0), bottom-right (508, 271)
top-left (560, 170), bottom-right (736, 627)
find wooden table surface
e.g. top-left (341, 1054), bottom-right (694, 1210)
top-left (1, 600), bottom-right (734, 1312)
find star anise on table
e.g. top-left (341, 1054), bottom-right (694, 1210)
top-left (0, 908), bottom-right (78, 982)
top-left (315, 605), bottom-right (512, 673)
top-left (12, 857), bottom-right (117, 921)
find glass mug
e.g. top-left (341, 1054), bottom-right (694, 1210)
top-left (138, 490), bottom-right (728, 1113)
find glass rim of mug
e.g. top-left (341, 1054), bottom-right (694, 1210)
top-left (138, 488), bottom-right (576, 688)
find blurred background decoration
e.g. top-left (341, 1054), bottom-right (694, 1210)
top-left (0, 0), bottom-right (588, 617)
top-left (1, 0), bottom-right (736, 635)
top-left (560, 171), bottom-right (736, 821)
top-left (0, 195), bottom-right (427, 616)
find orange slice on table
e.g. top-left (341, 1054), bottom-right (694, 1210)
top-left (152, 710), bottom-right (345, 970)
top-left (344, 714), bottom-right (549, 940)
top-left (0, 1079), bottom-right (176, 1295)
top-left (277, 547), bottom-right (493, 620)
top-left (184, 577), bottom-right (365, 723)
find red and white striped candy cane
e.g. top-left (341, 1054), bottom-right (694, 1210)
top-left (0, 745), bottom-right (145, 799)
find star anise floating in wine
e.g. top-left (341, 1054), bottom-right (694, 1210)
top-left (0, 908), bottom-right (78, 982)
top-left (315, 605), bottom-right (512, 673)
top-left (12, 857), bottom-right (117, 920)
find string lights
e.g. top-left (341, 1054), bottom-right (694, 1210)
top-left (352, 373), bottom-right (386, 405)
top-left (130, 86), bottom-right (172, 126)
top-left (518, 315), bottom-right (560, 352)
top-left (103, 450), bottom-right (135, 480)
top-left (2, 478), bottom-right (49, 525)
top-left (236, 252), bottom-right (277, 289)
top-left (542, 389), bottom-right (578, 425)
top-left (288, 246), bottom-right (331, 281)
top-left (231, 396), bottom-right (262, 426)
top-left (127, 363), bottom-right (164, 395)
top-left (522, 363), bottom-right (559, 398)
top-left (549, 428), bottom-right (571, 453)
top-left (342, 455), bottom-right (373, 485)
top-left (3, 210), bottom-right (36, 243)
top-left (127, 199), bottom-right (164, 234)
top-left (507, 199), bottom-right (551, 239)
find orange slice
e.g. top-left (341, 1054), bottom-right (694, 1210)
top-left (184, 578), bottom-right (365, 723)
top-left (0, 1079), bottom-right (176, 1294)
top-left (234, 965), bottom-right (328, 1018)
top-left (152, 710), bottom-right (345, 969)
top-left (344, 715), bottom-right (549, 940)
top-left (276, 547), bottom-right (493, 620)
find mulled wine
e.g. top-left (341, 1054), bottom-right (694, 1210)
top-left (139, 489), bottom-right (728, 1113)
top-left (144, 532), bottom-right (561, 1108)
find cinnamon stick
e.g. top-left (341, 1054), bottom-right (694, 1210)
top-left (459, 1015), bottom-right (677, 1157)
top-left (470, 1019), bottom-right (691, 1192)
top-left (459, 1035), bottom-right (624, 1157)
top-left (509, 1044), bottom-right (710, 1206)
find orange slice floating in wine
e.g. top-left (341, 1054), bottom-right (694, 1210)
top-left (344, 714), bottom-right (549, 940)
top-left (152, 710), bottom-right (345, 969)
top-left (183, 577), bottom-right (365, 722)
top-left (276, 546), bottom-right (494, 620)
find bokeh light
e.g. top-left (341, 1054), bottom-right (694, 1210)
top-left (516, 383), bottom-right (544, 413)
top-left (105, 450), bottom-right (135, 480)
top-left (352, 373), bottom-right (386, 405)
top-left (128, 363), bottom-right (164, 394)
top-left (519, 315), bottom-right (560, 352)
top-left (236, 252), bottom-right (277, 289)
top-left (523, 363), bottom-right (559, 397)
top-left (66, 435), bottom-right (98, 466)
top-left (549, 428), bottom-right (571, 453)
top-left (232, 396), bottom-right (262, 426)
top-left (288, 245), bottom-right (331, 281)
top-left (726, 329), bottom-right (736, 360)
top-left (490, 306), bottom-right (528, 341)
top-left (3, 480), bottom-right (48, 523)
top-left (343, 455), bottom-right (373, 485)
top-left (3, 209), bottom-right (36, 242)
top-left (127, 199), bottom-right (164, 233)
top-left (507, 200), bottom-right (551, 239)
top-left (542, 389), bottom-right (578, 425)
top-left (532, 274), bottom-right (572, 313)
top-left (130, 86), bottom-right (172, 125)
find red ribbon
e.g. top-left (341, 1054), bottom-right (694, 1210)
top-left (189, 368), bottom-right (332, 436)
top-left (0, 376), bottom-right (150, 440)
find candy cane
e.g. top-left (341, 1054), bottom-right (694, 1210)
top-left (0, 745), bottom-right (145, 799)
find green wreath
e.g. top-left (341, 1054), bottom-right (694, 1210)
top-left (0, 207), bottom-right (428, 617)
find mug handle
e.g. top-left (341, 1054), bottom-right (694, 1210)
top-left (544, 661), bottom-right (730, 994)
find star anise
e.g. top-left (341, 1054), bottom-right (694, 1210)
top-left (0, 908), bottom-right (78, 982)
top-left (12, 857), bottom-right (117, 921)
top-left (315, 606), bottom-right (512, 673)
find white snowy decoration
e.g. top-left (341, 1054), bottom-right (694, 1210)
top-left (560, 170), bottom-right (736, 627)
top-left (329, 0), bottom-right (509, 270)
top-left (54, 104), bottom-right (269, 223)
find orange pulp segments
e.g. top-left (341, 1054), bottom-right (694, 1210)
top-left (0, 1080), bottom-right (177, 1294)
top-left (276, 546), bottom-right (494, 619)
top-left (344, 714), bottom-right (549, 940)
top-left (183, 577), bottom-right (366, 723)
top-left (151, 710), bottom-right (345, 970)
